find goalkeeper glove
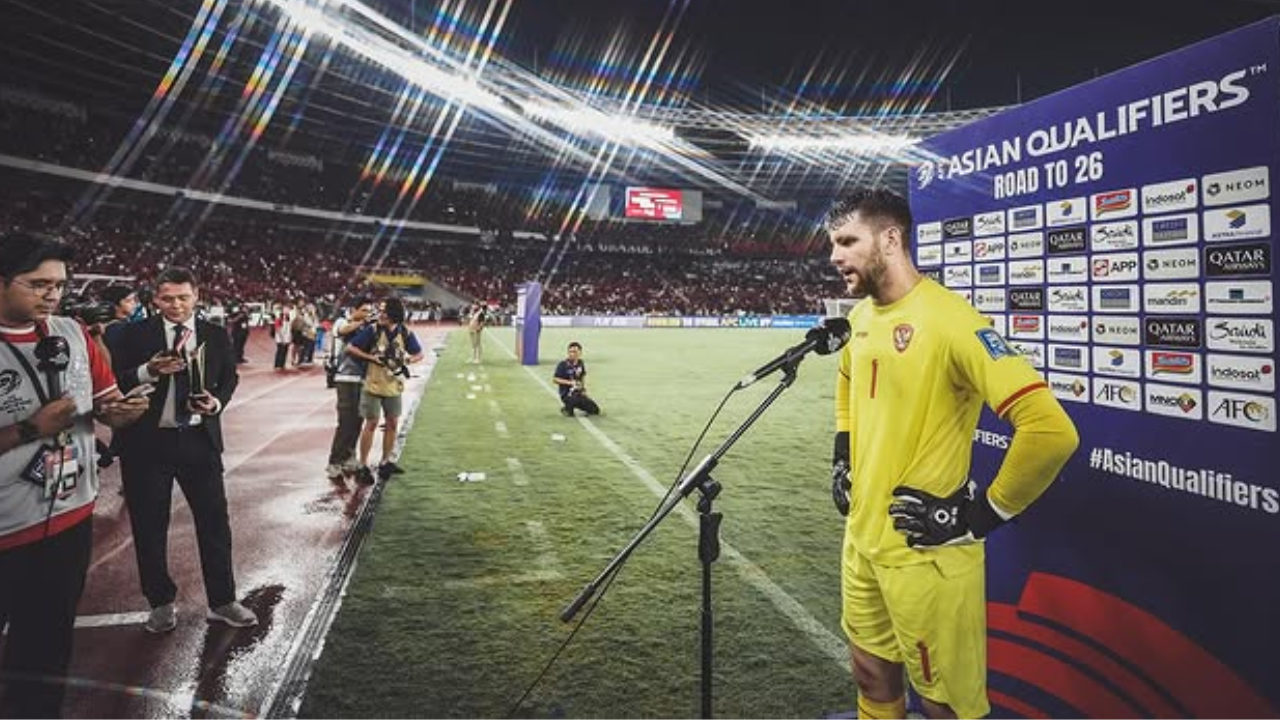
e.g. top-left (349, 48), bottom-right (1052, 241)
top-left (831, 431), bottom-right (851, 516)
top-left (888, 480), bottom-right (1007, 548)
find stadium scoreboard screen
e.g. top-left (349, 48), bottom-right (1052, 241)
top-left (587, 185), bottom-right (703, 223)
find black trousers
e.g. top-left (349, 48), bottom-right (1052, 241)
top-left (120, 428), bottom-right (236, 610)
top-left (273, 343), bottom-right (289, 369)
top-left (327, 382), bottom-right (363, 466)
top-left (563, 392), bottom-right (601, 416)
top-left (0, 517), bottom-right (93, 719)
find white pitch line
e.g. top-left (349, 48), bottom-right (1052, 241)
top-left (74, 611), bottom-right (151, 628)
top-left (489, 332), bottom-right (849, 670)
top-left (495, 420), bottom-right (509, 438)
top-left (507, 457), bottom-right (529, 487)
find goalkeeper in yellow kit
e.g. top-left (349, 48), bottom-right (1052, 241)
top-left (826, 189), bottom-right (1079, 719)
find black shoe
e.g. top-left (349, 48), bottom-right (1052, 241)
top-left (377, 463), bottom-right (394, 481)
top-left (560, 407), bottom-right (574, 417)
top-left (386, 462), bottom-right (405, 475)
top-left (354, 466), bottom-right (376, 487)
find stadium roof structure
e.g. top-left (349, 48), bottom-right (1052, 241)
top-left (1, 0), bottom-right (1276, 206)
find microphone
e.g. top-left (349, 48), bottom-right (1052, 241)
top-left (736, 317), bottom-right (852, 390)
top-left (34, 335), bottom-right (71, 400)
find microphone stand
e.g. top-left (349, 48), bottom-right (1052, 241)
top-left (560, 355), bottom-right (806, 719)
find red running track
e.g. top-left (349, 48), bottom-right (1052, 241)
top-left (1, 324), bottom-right (451, 718)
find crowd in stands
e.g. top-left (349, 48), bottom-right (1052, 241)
top-left (1, 86), bottom-right (847, 317)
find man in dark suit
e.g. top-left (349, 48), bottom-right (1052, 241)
top-left (106, 266), bottom-right (257, 633)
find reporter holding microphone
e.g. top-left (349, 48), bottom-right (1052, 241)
top-left (0, 233), bottom-right (147, 718)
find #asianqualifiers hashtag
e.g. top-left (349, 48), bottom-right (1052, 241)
top-left (1093, 447), bottom-right (1279, 514)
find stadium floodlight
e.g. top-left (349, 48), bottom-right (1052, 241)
top-left (747, 133), bottom-right (918, 154)
top-left (524, 103), bottom-right (675, 143)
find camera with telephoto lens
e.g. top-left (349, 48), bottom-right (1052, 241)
top-left (380, 345), bottom-right (411, 379)
top-left (60, 295), bottom-right (116, 326)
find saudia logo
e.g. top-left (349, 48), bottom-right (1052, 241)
top-left (1210, 320), bottom-right (1268, 340)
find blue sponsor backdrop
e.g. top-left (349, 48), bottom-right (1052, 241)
top-left (911, 19), bottom-right (1279, 718)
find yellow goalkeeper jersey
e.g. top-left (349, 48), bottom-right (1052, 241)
top-left (836, 277), bottom-right (1047, 567)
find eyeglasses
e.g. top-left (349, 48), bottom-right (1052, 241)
top-left (12, 279), bottom-right (69, 296)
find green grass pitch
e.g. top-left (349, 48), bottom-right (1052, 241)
top-left (301, 326), bottom-right (857, 718)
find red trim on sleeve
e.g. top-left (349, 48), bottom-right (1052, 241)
top-left (0, 504), bottom-right (94, 552)
top-left (995, 381), bottom-right (1048, 418)
top-left (81, 325), bottom-right (118, 395)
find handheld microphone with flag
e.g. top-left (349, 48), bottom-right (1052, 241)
top-left (34, 334), bottom-right (71, 399)
top-left (736, 317), bottom-right (852, 390)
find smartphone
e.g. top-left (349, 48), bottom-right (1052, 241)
top-left (124, 383), bottom-right (156, 399)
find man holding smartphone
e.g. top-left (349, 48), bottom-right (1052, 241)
top-left (106, 266), bottom-right (257, 634)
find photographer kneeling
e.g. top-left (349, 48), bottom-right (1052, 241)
top-left (553, 341), bottom-right (601, 417)
top-left (346, 297), bottom-right (423, 484)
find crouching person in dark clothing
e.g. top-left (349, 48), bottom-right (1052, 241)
top-left (553, 342), bottom-right (600, 417)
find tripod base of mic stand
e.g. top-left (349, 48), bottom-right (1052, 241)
top-left (697, 477), bottom-right (721, 719)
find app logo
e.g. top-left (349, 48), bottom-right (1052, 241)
top-left (1091, 253), bottom-right (1140, 282)
top-left (973, 238), bottom-right (1007, 260)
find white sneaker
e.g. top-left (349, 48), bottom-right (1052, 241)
top-left (207, 601), bottom-right (258, 628)
top-left (325, 464), bottom-right (343, 480)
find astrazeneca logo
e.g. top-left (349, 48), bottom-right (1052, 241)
top-left (1204, 242), bottom-right (1271, 277)
top-left (916, 161), bottom-right (937, 189)
top-left (1203, 166), bottom-right (1270, 207)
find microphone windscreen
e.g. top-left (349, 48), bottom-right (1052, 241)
top-left (35, 335), bottom-right (72, 370)
top-left (815, 318), bottom-right (852, 355)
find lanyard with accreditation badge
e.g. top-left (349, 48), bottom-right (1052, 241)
top-left (0, 332), bottom-right (82, 500)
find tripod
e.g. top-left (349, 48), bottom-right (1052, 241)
top-left (561, 356), bottom-right (804, 718)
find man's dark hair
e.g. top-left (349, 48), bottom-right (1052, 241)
top-left (824, 188), bottom-right (914, 253)
top-left (154, 266), bottom-right (198, 289)
top-left (383, 297), bottom-right (406, 324)
top-left (0, 232), bottom-right (74, 282)
top-left (568, 342), bottom-right (582, 351)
